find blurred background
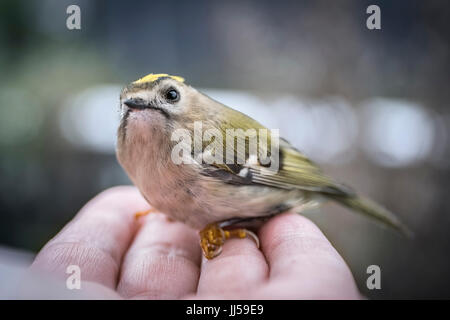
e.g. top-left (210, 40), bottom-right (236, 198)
top-left (0, 0), bottom-right (449, 299)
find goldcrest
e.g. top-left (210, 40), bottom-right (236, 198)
top-left (116, 73), bottom-right (409, 259)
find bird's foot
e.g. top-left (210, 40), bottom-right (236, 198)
top-left (134, 208), bottom-right (155, 220)
top-left (199, 223), bottom-right (260, 259)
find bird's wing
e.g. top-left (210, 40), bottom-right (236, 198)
top-left (252, 139), bottom-right (353, 195)
top-left (198, 104), bottom-right (410, 234)
top-left (200, 106), bottom-right (352, 196)
top-left (205, 137), bottom-right (351, 196)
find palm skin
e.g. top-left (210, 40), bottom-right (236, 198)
top-left (30, 186), bottom-right (361, 299)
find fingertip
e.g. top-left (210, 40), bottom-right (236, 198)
top-left (197, 237), bottom-right (268, 295)
top-left (259, 212), bottom-right (326, 250)
top-left (81, 185), bottom-right (148, 213)
top-left (91, 185), bottom-right (139, 200)
top-left (116, 211), bottom-right (202, 299)
top-left (258, 213), bottom-right (361, 298)
top-left (32, 185), bottom-right (149, 289)
top-left (218, 237), bottom-right (262, 261)
top-left (258, 212), bottom-right (339, 275)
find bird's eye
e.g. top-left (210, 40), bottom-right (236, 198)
top-left (165, 89), bottom-right (179, 102)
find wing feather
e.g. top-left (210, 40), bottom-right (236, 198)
top-left (199, 105), bottom-right (351, 196)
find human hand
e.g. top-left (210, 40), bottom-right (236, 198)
top-left (30, 186), bottom-right (361, 299)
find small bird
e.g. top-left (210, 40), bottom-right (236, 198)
top-left (116, 73), bottom-right (410, 259)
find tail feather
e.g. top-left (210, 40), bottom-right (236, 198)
top-left (329, 194), bottom-right (413, 237)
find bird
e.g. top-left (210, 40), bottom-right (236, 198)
top-left (116, 73), bottom-right (410, 259)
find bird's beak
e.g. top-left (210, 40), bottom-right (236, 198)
top-left (123, 98), bottom-right (151, 110)
top-left (123, 98), bottom-right (170, 118)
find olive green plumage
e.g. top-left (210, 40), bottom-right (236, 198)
top-left (117, 73), bottom-right (411, 236)
top-left (212, 100), bottom-right (410, 235)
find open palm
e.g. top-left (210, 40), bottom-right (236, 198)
top-left (31, 186), bottom-right (361, 299)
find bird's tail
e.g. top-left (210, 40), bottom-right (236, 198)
top-left (328, 194), bottom-right (413, 237)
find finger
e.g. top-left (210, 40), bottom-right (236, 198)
top-left (116, 213), bottom-right (201, 299)
top-left (258, 212), bottom-right (360, 299)
top-left (31, 186), bottom-right (147, 289)
top-left (196, 235), bottom-right (268, 298)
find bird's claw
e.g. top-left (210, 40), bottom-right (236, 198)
top-left (199, 223), bottom-right (260, 259)
top-left (134, 208), bottom-right (154, 220)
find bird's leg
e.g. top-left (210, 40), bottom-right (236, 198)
top-left (199, 223), bottom-right (226, 259)
top-left (199, 223), bottom-right (260, 259)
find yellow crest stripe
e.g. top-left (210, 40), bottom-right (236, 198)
top-left (133, 73), bottom-right (185, 84)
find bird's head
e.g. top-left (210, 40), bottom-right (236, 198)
top-left (116, 73), bottom-right (221, 172)
top-left (119, 73), bottom-right (191, 139)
